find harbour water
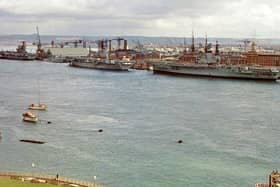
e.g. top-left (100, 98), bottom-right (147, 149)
top-left (0, 60), bottom-right (279, 187)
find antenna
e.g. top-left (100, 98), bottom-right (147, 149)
top-left (205, 34), bottom-right (208, 53)
top-left (191, 29), bottom-right (195, 53)
top-left (183, 37), bottom-right (187, 53)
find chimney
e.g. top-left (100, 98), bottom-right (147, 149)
top-left (124, 40), bottom-right (128, 50)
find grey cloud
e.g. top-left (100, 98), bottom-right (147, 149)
top-left (0, 0), bottom-right (279, 37)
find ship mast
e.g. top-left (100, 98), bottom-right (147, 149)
top-left (191, 30), bottom-right (195, 53)
top-left (204, 34), bottom-right (208, 53)
top-left (183, 37), bottom-right (187, 53)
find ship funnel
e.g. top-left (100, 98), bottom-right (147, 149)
top-left (117, 39), bottom-right (121, 49)
top-left (51, 40), bottom-right (55, 48)
top-left (204, 34), bottom-right (208, 53)
top-left (124, 40), bottom-right (128, 50)
top-left (215, 41), bottom-right (219, 55)
top-left (109, 40), bottom-right (112, 55)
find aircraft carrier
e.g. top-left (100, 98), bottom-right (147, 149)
top-left (151, 61), bottom-right (280, 80)
top-left (149, 35), bottom-right (280, 81)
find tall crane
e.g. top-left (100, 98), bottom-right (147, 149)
top-left (36, 26), bottom-right (42, 50)
top-left (111, 37), bottom-right (127, 50)
top-left (237, 39), bottom-right (251, 52)
top-left (64, 40), bottom-right (83, 48)
top-left (36, 26), bottom-right (45, 60)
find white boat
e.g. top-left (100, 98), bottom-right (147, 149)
top-left (22, 112), bottom-right (38, 123)
top-left (28, 103), bottom-right (47, 110)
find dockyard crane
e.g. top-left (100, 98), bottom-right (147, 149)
top-left (237, 39), bottom-right (251, 52)
top-left (35, 26), bottom-right (45, 60)
top-left (112, 37), bottom-right (123, 49)
top-left (131, 40), bottom-right (144, 51)
top-left (63, 39), bottom-right (83, 48)
top-left (36, 26), bottom-right (41, 48)
top-left (111, 37), bottom-right (128, 50)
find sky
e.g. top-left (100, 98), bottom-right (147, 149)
top-left (0, 0), bottom-right (279, 38)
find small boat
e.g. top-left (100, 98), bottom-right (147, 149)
top-left (22, 112), bottom-right (38, 123)
top-left (19, 139), bottom-right (45, 144)
top-left (28, 103), bottom-right (47, 110)
top-left (29, 70), bottom-right (48, 111)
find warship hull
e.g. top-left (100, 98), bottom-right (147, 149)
top-left (0, 55), bottom-right (35, 61)
top-left (152, 62), bottom-right (280, 81)
top-left (70, 60), bottom-right (133, 71)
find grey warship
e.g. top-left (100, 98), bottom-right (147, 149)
top-left (70, 58), bottom-right (134, 71)
top-left (150, 37), bottom-right (280, 81)
top-left (69, 38), bottom-right (135, 71)
top-left (0, 41), bottom-right (36, 61)
top-left (152, 60), bottom-right (280, 80)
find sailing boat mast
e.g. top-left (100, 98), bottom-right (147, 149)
top-left (37, 79), bottom-right (40, 105)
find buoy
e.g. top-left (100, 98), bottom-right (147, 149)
top-left (98, 129), bottom-right (103, 133)
top-left (177, 140), bottom-right (183, 144)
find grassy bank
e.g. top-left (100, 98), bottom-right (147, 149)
top-left (0, 178), bottom-right (57, 187)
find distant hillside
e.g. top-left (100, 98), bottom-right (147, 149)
top-left (0, 34), bottom-right (280, 48)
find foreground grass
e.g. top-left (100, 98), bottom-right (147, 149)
top-left (0, 178), bottom-right (57, 187)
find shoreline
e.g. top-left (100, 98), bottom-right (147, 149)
top-left (0, 171), bottom-right (102, 187)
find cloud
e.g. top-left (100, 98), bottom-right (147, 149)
top-left (0, 0), bottom-right (279, 38)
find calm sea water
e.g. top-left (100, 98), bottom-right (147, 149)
top-left (0, 60), bottom-right (279, 187)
